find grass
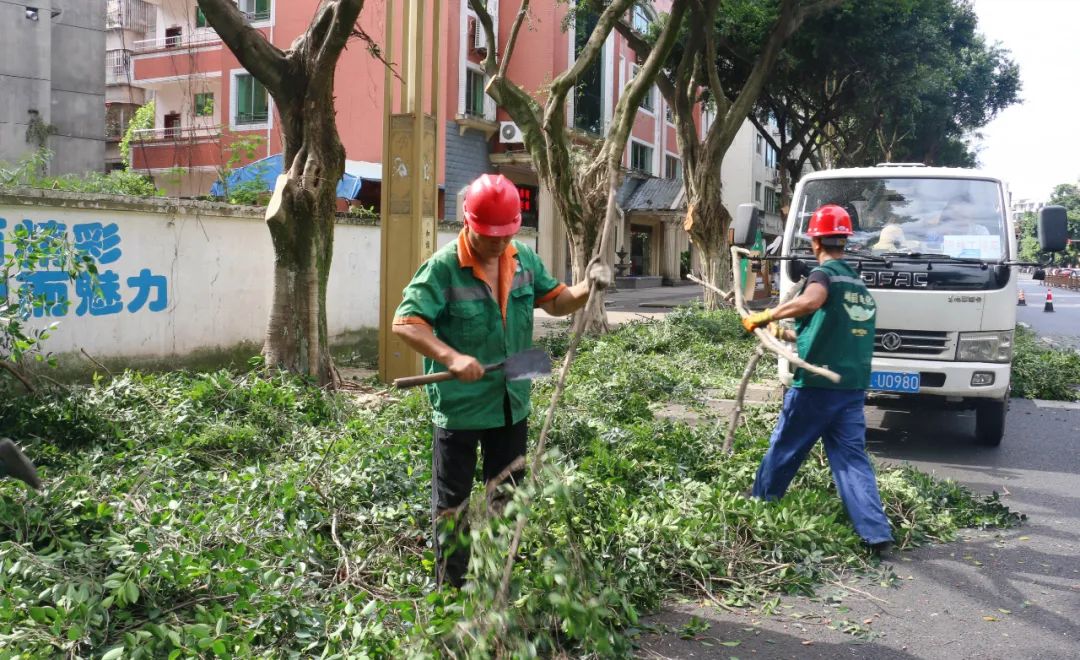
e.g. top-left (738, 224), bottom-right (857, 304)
top-left (0, 308), bottom-right (1022, 657)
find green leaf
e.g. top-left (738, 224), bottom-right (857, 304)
top-left (102, 647), bottom-right (125, 660)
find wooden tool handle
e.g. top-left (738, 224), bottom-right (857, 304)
top-left (393, 371), bottom-right (457, 388)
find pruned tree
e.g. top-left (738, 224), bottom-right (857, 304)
top-left (618, 0), bottom-right (842, 305)
top-left (196, 0), bottom-right (368, 385)
top-left (469, 0), bottom-right (688, 331)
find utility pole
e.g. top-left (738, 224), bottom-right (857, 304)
top-left (378, 0), bottom-right (442, 383)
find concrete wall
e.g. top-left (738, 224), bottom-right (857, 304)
top-left (0, 190), bottom-right (496, 363)
top-left (0, 0), bottom-right (105, 175)
top-left (0, 1), bottom-right (53, 165)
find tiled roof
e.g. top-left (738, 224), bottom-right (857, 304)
top-left (616, 172), bottom-right (685, 213)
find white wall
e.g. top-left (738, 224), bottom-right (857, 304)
top-left (0, 190), bottom-right (467, 361)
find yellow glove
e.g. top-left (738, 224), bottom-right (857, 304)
top-left (741, 309), bottom-right (773, 333)
top-left (766, 321), bottom-right (786, 340)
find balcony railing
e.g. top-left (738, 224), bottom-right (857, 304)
top-left (106, 0), bottom-right (156, 34)
top-left (131, 125), bottom-right (222, 142)
top-left (132, 31), bottom-right (222, 54)
top-left (235, 111), bottom-right (269, 126)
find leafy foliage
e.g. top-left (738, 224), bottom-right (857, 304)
top-left (0, 149), bottom-right (159, 197)
top-left (119, 101), bottom-right (155, 169)
top-left (1011, 325), bottom-right (1080, 401)
top-left (0, 222), bottom-right (96, 388)
top-left (0, 310), bottom-right (1021, 657)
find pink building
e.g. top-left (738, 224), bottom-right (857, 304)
top-left (118, 1), bottom-right (716, 280)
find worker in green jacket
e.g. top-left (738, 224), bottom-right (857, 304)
top-left (392, 173), bottom-right (611, 588)
top-left (742, 204), bottom-right (892, 554)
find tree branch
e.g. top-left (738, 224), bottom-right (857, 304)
top-left (310, 0), bottom-right (366, 92)
top-left (498, 0), bottom-right (530, 82)
top-left (546, 0), bottom-right (637, 124)
top-left (603, 1), bottom-right (688, 169)
top-left (196, 0), bottom-right (290, 96)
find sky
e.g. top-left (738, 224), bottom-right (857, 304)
top-left (970, 0), bottom-right (1080, 203)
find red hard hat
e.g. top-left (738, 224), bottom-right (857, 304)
top-left (806, 204), bottom-right (854, 237)
top-left (462, 174), bottom-right (521, 237)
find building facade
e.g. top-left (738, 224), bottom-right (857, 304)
top-left (0, 0), bottom-right (105, 174)
top-left (123, 0), bottom-right (780, 281)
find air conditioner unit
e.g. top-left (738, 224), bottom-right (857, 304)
top-left (499, 121), bottom-right (523, 144)
top-left (471, 18), bottom-right (487, 51)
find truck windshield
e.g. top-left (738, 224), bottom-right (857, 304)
top-left (793, 178), bottom-right (1008, 261)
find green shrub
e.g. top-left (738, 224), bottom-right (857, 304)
top-left (1011, 325), bottom-right (1080, 401)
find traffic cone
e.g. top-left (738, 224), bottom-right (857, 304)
top-left (1017, 289), bottom-right (1026, 306)
top-left (1044, 289), bottom-right (1054, 313)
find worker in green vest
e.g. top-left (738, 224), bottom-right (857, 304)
top-left (741, 204), bottom-right (893, 554)
top-left (392, 173), bottom-right (612, 588)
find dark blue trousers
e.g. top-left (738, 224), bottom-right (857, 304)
top-left (752, 387), bottom-right (893, 545)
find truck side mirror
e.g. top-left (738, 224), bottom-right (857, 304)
top-left (729, 204), bottom-right (761, 248)
top-left (1038, 205), bottom-right (1069, 252)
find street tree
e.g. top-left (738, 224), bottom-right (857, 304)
top-left (469, 0), bottom-right (688, 331)
top-left (810, 0), bottom-right (1019, 170)
top-left (619, 0), bottom-right (842, 304)
top-left (196, 0), bottom-right (368, 385)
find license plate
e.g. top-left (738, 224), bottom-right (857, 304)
top-left (870, 371), bottom-right (920, 393)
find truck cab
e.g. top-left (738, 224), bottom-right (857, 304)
top-left (778, 165), bottom-right (1017, 445)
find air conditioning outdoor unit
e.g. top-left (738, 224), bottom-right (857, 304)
top-left (499, 121), bottom-right (523, 144)
top-left (471, 18), bottom-right (487, 51)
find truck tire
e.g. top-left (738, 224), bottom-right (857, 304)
top-left (974, 399), bottom-right (1007, 447)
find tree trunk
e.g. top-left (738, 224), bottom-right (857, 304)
top-left (262, 99), bottom-right (342, 387)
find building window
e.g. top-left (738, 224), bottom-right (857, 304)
top-left (755, 134), bottom-right (763, 154)
top-left (632, 3), bottom-right (654, 33)
top-left (194, 93), bottom-right (214, 117)
top-left (765, 143), bottom-right (777, 168)
top-left (195, 7), bottom-right (208, 28)
top-left (754, 182), bottom-right (762, 202)
top-left (165, 26), bottom-right (182, 48)
top-left (764, 186), bottom-right (780, 214)
top-left (239, 0), bottom-right (270, 22)
top-left (665, 104), bottom-right (674, 124)
top-left (664, 154), bottom-right (681, 181)
top-left (631, 65), bottom-right (655, 112)
top-left (234, 74), bottom-right (269, 126)
top-left (573, 8), bottom-right (604, 135)
top-left (464, 68), bottom-right (486, 118)
top-left (631, 141), bottom-right (654, 174)
top-left (518, 184), bottom-right (539, 229)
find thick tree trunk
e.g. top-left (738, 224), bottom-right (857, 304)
top-left (262, 100), bottom-right (342, 387)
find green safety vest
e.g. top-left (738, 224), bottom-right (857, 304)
top-left (394, 234), bottom-right (563, 430)
top-left (792, 259), bottom-right (877, 390)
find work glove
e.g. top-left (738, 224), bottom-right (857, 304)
top-left (741, 309), bottom-right (773, 333)
top-left (766, 321), bottom-right (786, 340)
top-left (585, 256), bottom-right (613, 291)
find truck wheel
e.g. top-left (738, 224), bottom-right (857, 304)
top-left (974, 399), bottom-right (1007, 447)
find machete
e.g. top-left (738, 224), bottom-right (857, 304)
top-left (392, 348), bottom-right (551, 389)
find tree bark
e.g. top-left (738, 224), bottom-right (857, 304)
top-left (471, 0), bottom-right (687, 333)
top-left (199, 0), bottom-right (364, 385)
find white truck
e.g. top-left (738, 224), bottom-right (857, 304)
top-left (757, 164), bottom-right (1067, 446)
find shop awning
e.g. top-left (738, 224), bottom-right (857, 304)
top-left (210, 154), bottom-right (383, 200)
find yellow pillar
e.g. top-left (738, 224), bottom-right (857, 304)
top-left (378, 0), bottom-right (443, 383)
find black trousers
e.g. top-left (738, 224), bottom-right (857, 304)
top-left (432, 397), bottom-right (527, 588)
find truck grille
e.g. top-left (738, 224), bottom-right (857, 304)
top-left (874, 329), bottom-right (950, 356)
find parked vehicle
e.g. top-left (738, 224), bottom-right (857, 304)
top-left (772, 165), bottom-right (1066, 446)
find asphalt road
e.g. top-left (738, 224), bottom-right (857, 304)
top-left (1017, 276), bottom-right (1080, 350)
